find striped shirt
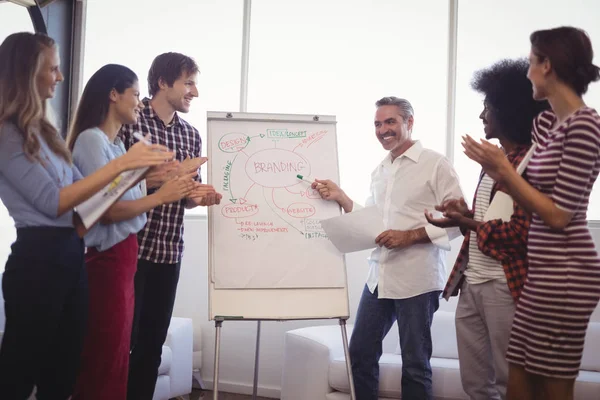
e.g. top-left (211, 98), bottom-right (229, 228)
top-left (506, 107), bottom-right (600, 378)
top-left (527, 108), bottom-right (600, 258)
top-left (465, 173), bottom-right (505, 284)
top-left (119, 98), bottom-right (202, 264)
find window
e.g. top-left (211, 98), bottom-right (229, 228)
top-left (0, 2), bottom-right (35, 272)
top-left (0, 2), bottom-right (33, 43)
top-left (83, 0), bottom-right (244, 214)
top-left (246, 0), bottom-right (450, 205)
top-left (454, 0), bottom-right (600, 219)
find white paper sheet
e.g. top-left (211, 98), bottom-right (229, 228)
top-left (319, 205), bottom-right (384, 253)
top-left (76, 167), bottom-right (148, 229)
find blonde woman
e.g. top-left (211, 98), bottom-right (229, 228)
top-left (0, 32), bottom-right (173, 399)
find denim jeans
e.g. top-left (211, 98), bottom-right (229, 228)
top-left (349, 285), bottom-right (441, 400)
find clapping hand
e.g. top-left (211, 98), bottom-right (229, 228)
top-left (145, 161), bottom-right (180, 189)
top-left (187, 184), bottom-right (222, 207)
top-left (462, 135), bottom-right (511, 182)
top-left (425, 198), bottom-right (470, 228)
top-left (155, 169), bottom-right (198, 204)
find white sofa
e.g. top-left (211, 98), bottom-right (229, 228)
top-left (153, 316), bottom-right (194, 400)
top-left (281, 310), bottom-right (600, 400)
top-left (0, 273), bottom-right (194, 400)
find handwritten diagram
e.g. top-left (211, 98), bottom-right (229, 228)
top-left (208, 115), bottom-right (345, 290)
top-left (217, 128), bottom-right (331, 242)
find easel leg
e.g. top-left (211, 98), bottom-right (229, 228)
top-left (252, 320), bottom-right (261, 399)
top-left (339, 318), bottom-right (356, 400)
top-left (213, 319), bottom-right (223, 400)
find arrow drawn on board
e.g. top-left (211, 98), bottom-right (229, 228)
top-left (246, 134), bottom-right (265, 143)
top-left (271, 187), bottom-right (285, 210)
top-left (227, 151), bottom-right (250, 203)
top-left (284, 186), bottom-right (304, 196)
top-left (239, 183), bottom-right (256, 204)
top-left (292, 142), bottom-right (303, 152)
top-left (262, 187), bottom-right (304, 235)
top-left (228, 153), bottom-right (239, 203)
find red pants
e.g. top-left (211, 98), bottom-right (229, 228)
top-left (73, 234), bottom-right (138, 400)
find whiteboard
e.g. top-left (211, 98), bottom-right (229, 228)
top-left (207, 112), bottom-right (349, 320)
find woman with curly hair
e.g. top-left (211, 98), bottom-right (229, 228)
top-left (463, 26), bottom-right (600, 400)
top-left (427, 58), bottom-right (549, 399)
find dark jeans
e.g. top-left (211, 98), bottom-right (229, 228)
top-left (127, 259), bottom-right (181, 400)
top-left (349, 285), bottom-right (441, 400)
top-left (0, 227), bottom-right (88, 400)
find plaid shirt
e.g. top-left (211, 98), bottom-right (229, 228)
top-left (119, 98), bottom-right (202, 264)
top-left (443, 145), bottom-right (531, 302)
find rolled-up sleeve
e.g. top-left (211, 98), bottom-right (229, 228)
top-left (425, 224), bottom-right (454, 250)
top-left (428, 157), bottom-right (465, 250)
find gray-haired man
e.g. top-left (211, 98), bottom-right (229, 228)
top-left (312, 97), bottom-right (463, 399)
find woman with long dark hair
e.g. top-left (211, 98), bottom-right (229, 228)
top-left (463, 26), bottom-right (600, 400)
top-left (67, 64), bottom-right (208, 400)
top-left (0, 32), bottom-right (173, 399)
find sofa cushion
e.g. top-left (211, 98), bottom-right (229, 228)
top-left (330, 353), bottom-right (403, 398)
top-left (329, 354), bottom-right (465, 399)
top-left (157, 345), bottom-right (172, 376)
top-left (575, 370), bottom-right (600, 400)
top-left (431, 311), bottom-right (459, 359)
top-left (153, 374), bottom-right (170, 400)
top-left (394, 310), bottom-right (459, 359)
top-left (581, 322), bottom-right (600, 371)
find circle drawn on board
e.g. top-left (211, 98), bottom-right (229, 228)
top-left (218, 132), bottom-right (250, 153)
top-left (245, 148), bottom-right (311, 188)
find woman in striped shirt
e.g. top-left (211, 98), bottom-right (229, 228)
top-left (463, 26), bottom-right (600, 400)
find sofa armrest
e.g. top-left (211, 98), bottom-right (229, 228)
top-left (164, 317), bottom-right (194, 397)
top-left (281, 324), bottom-right (352, 400)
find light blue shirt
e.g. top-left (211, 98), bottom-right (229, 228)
top-left (0, 121), bottom-right (81, 227)
top-left (72, 127), bottom-right (146, 251)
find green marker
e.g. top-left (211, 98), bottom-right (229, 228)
top-left (297, 174), bottom-right (313, 184)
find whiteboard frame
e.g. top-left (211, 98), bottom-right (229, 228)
top-left (207, 111), bottom-right (350, 321)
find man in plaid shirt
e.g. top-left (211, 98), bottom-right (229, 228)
top-left (120, 52), bottom-right (222, 400)
top-left (426, 59), bottom-right (549, 400)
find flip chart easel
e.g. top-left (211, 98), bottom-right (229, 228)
top-left (206, 111), bottom-right (355, 400)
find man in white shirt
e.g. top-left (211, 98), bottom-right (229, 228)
top-left (312, 97), bottom-right (463, 400)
